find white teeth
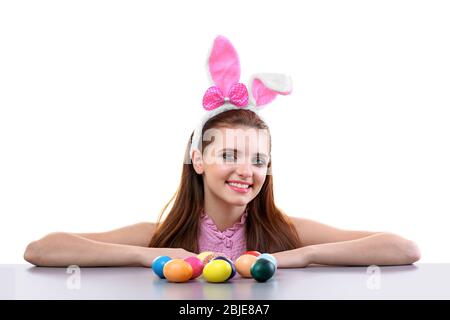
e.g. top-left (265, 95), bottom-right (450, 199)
top-left (227, 182), bottom-right (250, 189)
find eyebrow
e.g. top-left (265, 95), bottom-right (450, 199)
top-left (219, 148), bottom-right (269, 159)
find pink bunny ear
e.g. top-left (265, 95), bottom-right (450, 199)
top-left (208, 35), bottom-right (241, 96)
top-left (251, 73), bottom-right (293, 106)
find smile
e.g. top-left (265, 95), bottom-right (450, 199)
top-left (226, 181), bottom-right (252, 193)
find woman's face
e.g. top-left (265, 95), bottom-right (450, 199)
top-left (193, 126), bottom-right (271, 206)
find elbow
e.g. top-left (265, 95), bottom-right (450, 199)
top-left (23, 232), bottom-right (65, 266)
top-left (24, 241), bottom-right (42, 266)
top-left (383, 233), bottom-right (421, 265)
top-left (404, 240), bottom-right (421, 264)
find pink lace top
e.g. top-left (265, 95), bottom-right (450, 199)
top-left (197, 209), bottom-right (248, 262)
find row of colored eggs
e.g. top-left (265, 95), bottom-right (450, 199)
top-left (152, 251), bottom-right (277, 283)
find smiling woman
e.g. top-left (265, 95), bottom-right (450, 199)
top-left (149, 108), bottom-right (303, 261)
top-left (199, 125), bottom-right (272, 207)
top-left (23, 35), bottom-right (420, 268)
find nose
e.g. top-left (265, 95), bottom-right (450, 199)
top-left (235, 162), bottom-right (253, 179)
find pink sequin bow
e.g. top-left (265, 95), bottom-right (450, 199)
top-left (202, 83), bottom-right (249, 110)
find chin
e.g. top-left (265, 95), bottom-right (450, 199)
top-left (231, 200), bottom-right (250, 206)
top-left (224, 195), bottom-right (253, 207)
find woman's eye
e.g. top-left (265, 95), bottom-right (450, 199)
top-left (254, 158), bottom-right (266, 166)
top-left (222, 153), bottom-right (236, 161)
top-left (221, 153), bottom-right (267, 166)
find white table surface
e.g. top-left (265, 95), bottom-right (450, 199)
top-left (1, 263), bottom-right (448, 300)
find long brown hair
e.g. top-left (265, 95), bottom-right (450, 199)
top-left (148, 109), bottom-right (301, 253)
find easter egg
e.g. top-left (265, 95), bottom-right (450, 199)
top-left (213, 256), bottom-right (236, 280)
top-left (244, 250), bottom-right (261, 257)
top-left (250, 258), bottom-right (276, 282)
top-left (151, 255), bottom-right (172, 279)
top-left (184, 256), bottom-right (204, 279)
top-left (203, 259), bottom-right (232, 283)
top-left (197, 251), bottom-right (216, 265)
top-left (235, 254), bottom-right (258, 278)
top-left (163, 259), bottom-right (193, 283)
top-left (257, 253), bottom-right (278, 269)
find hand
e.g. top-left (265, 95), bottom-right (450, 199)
top-left (272, 247), bottom-right (313, 268)
top-left (165, 248), bottom-right (197, 259)
top-left (139, 247), bottom-right (196, 267)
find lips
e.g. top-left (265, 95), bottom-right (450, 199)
top-left (226, 181), bottom-right (252, 194)
top-left (226, 180), bottom-right (252, 187)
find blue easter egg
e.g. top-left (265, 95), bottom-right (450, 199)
top-left (152, 255), bottom-right (172, 279)
top-left (257, 253), bottom-right (277, 269)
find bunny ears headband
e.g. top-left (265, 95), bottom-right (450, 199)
top-left (189, 35), bottom-right (293, 160)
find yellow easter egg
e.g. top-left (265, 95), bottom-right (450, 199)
top-left (202, 260), bottom-right (232, 283)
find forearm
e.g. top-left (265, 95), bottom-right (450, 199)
top-left (273, 233), bottom-right (421, 268)
top-left (24, 232), bottom-right (153, 267)
top-left (309, 232), bottom-right (421, 266)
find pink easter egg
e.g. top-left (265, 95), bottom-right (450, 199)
top-left (184, 256), bottom-right (204, 279)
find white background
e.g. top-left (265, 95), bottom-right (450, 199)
top-left (1, 0), bottom-right (449, 263)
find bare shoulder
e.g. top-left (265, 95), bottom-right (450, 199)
top-left (288, 216), bottom-right (379, 247)
top-left (74, 221), bottom-right (157, 247)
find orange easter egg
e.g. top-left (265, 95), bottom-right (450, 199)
top-left (235, 254), bottom-right (258, 278)
top-left (163, 259), bottom-right (193, 283)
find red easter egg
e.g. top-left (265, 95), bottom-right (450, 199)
top-left (244, 250), bottom-right (261, 257)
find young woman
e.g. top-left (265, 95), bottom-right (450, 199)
top-left (24, 36), bottom-right (420, 268)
